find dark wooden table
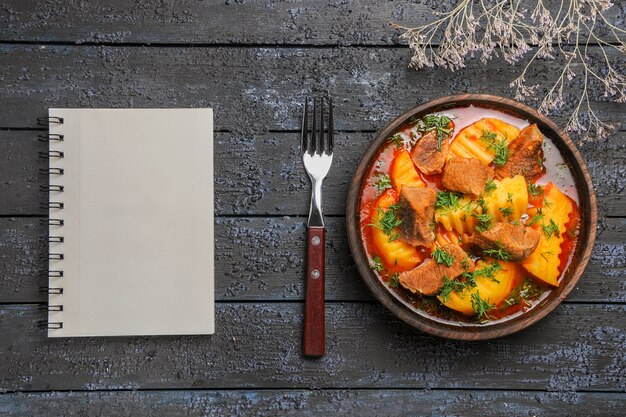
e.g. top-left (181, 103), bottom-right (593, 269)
top-left (0, 1), bottom-right (624, 416)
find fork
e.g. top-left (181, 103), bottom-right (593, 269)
top-left (301, 97), bottom-right (334, 357)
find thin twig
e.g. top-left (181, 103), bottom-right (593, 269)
top-left (393, 0), bottom-right (625, 141)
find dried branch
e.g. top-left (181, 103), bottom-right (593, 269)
top-left (393, 0), bottom-right (625, 140)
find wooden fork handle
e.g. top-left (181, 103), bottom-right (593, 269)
top-left (304, 227), bottom-right (325, 357)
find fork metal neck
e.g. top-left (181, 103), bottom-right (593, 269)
top-left (307, 178), bottom-right (324, 228)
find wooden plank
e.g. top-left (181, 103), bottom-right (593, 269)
top-left (0, 216), bottom-right (623, 304)
top-left (0, 44), bottom-right (624, 131)
top-left (578, 131), bottom-right (626, 218)
top-left (0, 303), bottom-right (624, 391)
top-left (1, 390), bottom-right (625, 416)
top-left (0, 0), bottom-right (623, 45)
top-left (0, 131), bottom-right (47, 215)
top-left (1, 130), bottom-right (624, 217)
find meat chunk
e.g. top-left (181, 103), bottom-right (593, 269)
top-left (441, 157), bottom-right (494, 196)
top-left (469, 222), bottom-right (540, 261)
top-left (399, 244), bottom-right (475, 295)
top-left (495, 124), bottom-right (545, 180)
top-left (396, 186), bottom-right (436, 247)
top-left (410, 129), bottom-right (449, 175)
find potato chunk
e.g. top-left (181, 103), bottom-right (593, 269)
top-left (389, 149), bottom-right (426, 191)
top-left (521, 183), bottom-right (574, 286)
top-left (482, 175), bottom-right (529, 222)
top-left (369, 189), bottom-right (423, 271)
top-left (450, 118), bottom-right (520, 165)
top-left (439, 259), bottom-right (521, 316)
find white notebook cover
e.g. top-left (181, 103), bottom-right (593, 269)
top-left (46, 108), bottom-right (214, 337)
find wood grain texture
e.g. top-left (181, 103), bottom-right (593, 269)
top-left (304, 227), bottom-right (326, 357)
top-left (0, 0), bottom-right (624, 406)
top-left (1, 390), bottom-right (625, 417)
top-left (1, 216), bottom-right (623, 304)
top-left (1, 130), bottom-right (624, 217)
top-left (0, 45), bottom-right (624, 131)
top-left (1, 0), bottom-right (623, 45)
top-left (0, 303), bottom-right (624, 392)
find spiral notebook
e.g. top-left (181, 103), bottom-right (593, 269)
top-left (44, 108), bottom-right (215, 337)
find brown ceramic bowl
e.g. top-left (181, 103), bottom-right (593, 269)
top-left (346, 94), bottom-right (597, 340)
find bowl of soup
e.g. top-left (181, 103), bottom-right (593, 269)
top-left (346, 94), bottom-right (597, 340)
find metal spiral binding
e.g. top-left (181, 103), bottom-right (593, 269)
top-left (37, 116), bottom-right (64, 126)
top-left (39, 150), bottom-right (64, 159)
top-left (39, 304), bottom-right (63, 312)
top-left (40, 116), bottom-right (65, 331)
top-left (39, 167), bottom-right (64, 175)
top-left (39, 270), bottom-right (63, 278)
top-left (40, 202), bottom-right (64, 209)
top-left (40, 185), bottom-right (65, 192)
top-left (43, 218), bottom-right (64, 226)
top-left (37, 321), bottom-right (63, 329)
top-left (38, 133), bottom-right (64, 142)
top-left (40, 287), bottom-right (63, 294)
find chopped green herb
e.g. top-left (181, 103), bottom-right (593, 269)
top-left (438, 276), bottom-right (466, 302)
top-left (431, 247), bottom-right (455, 267)
top-left (492, 142), bottom-right (510, 166)
top-left (543, 197), bottom-right (552, 208)
top-left (473, 213), bottom-right (493, 223)
top-left (526, 209), bottom-right (544, 226)
top-left (528, 182), bottom-right (543, 197)
top-left (460, 258), bottom-right (470, 270)
top-left (540, 251), bottom-right (554, 262)
top-left (506, 192), bottom-right (514, 203)
top-left (436, 191), bottom-right (463, 210)
top-left (482, 248), bottom-right (512, 261)
top-left (499, 206), bottom-right (513, 217)
top-left (462, 270), bottom-right (477, 287)
top-left (479, 130), bottom-right (509, 166)
top-left (369, 204), bottom-right (403, 242)
top-left (480, 130), bottom-right (497, 142)
top-left (373, 174), bottom-right (392, 191)
top-left (503, 278), bottom-right (544, 307)
top-left (473, 212), bottom-right (494, 232)
top-left (388, 273), bottom-right (400, 288)
top-left (473, 261), bottom-right (502, 283)
top-left (462, 261), bottom-right (502, 286)
top-left (415, 114), bottom-right (453, 151)
top-left (369, 256), bottom-right (384, 272)
top-left (484, 179), bottom-right (497, 195)
top-left (541, 219), bottom-right (561, 239)
top-left (388, 133), bottom-right (403, 149)
top-left (475, 195), bottom-right (488, 213)
top-left (418, 296), bottom-right (439, 312)
top-left (459, 201), bottom-right (475, 215)
top-left (471, 291), bottom-right (495, 320)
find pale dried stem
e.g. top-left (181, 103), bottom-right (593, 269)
top-left (394, 0), bottom-right (625, 141)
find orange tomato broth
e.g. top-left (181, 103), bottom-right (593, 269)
top-left (358, 105), bottom-right (581, 324)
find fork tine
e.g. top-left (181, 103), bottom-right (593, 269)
top-left (301, 98), bottom-right (308, 153)
top-left (328, 97), bottom-right (333, 154)
top-left (311, 98), bottom-right (317, 155)
top-left (318, 98), bottom-right (324, 155)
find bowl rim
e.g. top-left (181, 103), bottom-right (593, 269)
top-left (345, 93), bottom-right (598, 340)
